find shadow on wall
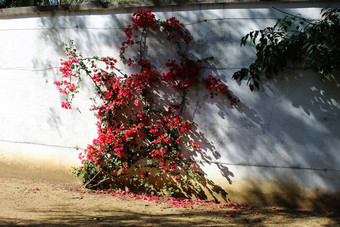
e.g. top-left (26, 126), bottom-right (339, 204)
top-left (35, 2), bottom-right (340, 205)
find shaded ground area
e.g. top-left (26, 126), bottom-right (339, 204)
top-left (0, 162), bottom-right (339, 226)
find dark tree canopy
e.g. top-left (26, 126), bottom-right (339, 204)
top-left (233, 8), bottom-right (340, 91)
top-left (0, 0), bottom-right (85, 8)
top-left (0, 0), bottom-right (133, 7)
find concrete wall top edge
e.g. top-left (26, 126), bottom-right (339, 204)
top-left (0, 0), bottom-right (335, 18)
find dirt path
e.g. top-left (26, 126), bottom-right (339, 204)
top-left (0, 162), bottom-right (339, 226)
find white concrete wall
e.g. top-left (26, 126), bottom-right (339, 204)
top-left (0, 1), bottom-right (339, 207)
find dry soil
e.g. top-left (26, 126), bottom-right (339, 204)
top-left (0, 162), bottom-right (339, 226)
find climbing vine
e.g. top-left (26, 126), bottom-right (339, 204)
top-left (233, 8), bottom-right (340, 91)
top-left (55, 10), bottom-right (238, 197)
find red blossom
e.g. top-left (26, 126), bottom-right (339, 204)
top-left (61, 101), bottom-right (71, 109)
top-left (202, 75), bottom-right (239, 106)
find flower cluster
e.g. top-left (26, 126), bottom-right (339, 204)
top-left (162, 58), bottom-right (202, 90)
top-left (202, 75), bottom-right (240, 105)
top-left (131, 9), bottom-right (156, 30)
top-left (163, 17), bottom-right (191, 44)
top-left (57, 10), bottom-right (239, 197)
top-left (121, 10), bottom-right (156, 57)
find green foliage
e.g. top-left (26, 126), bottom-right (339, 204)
top-left (0, 0), bottom-right (81, 7)
top-left (0, 0), bottom-right (29, 7)
top-left (36, 0), bottom-right (82, 5)
top-left (0, 0), bottom-right (131, 7)
top-left (232, 8), bottom-right (340, 91)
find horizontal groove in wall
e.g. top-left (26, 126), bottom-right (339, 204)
top-left (0, 16), bottom-right (304, 31)
top-left (1, 139), bottom-right (339, 172)
top-left (0, 139), bottom-right (81, 150)
top-left (0, 67), bottom-right (58, 71)
top-left (0, 0), bottom-right (333, 18)
top-left (195, 159), bottom-right (340, 172)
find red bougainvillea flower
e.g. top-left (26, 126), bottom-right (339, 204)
top-left (57, 9), bottom-right (239, 197)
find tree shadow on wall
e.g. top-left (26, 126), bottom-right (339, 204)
top-left (148, 3), bottom-right (340, 205)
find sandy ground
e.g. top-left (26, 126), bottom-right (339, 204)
top-left (0, 162), bottom-right (339, 226)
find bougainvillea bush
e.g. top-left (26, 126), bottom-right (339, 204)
top-left (55, 10), bottom-right (239, 197)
